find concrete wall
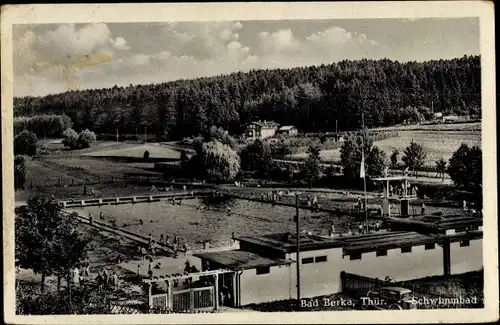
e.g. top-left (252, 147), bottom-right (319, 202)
top-left (450, 238), bottom-right (483, 274)
top-left (341, 244), bottom-right (445, 282)
top-left (287, 248), bottom-right (344, 298)
top-left (238, 264), bottom-right (293, 306)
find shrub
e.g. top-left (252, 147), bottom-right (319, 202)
top-left (14, 130), bottom-right (38, 156)
top-left (143, 150), bottom-right (150, 161)
top-left (62, 128), bottom-right (79, 149)
top-left (77, 129), bottom-right (96, 149)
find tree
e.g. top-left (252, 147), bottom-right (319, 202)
top-left (200, 140), bottom-right (240, 182)
top-left (77, 129), bottom-right (97, 149)
top-left (15, 195), bottom-right (91, 294)
top-left (303, 145), bottom-right (321, 187)
top-left (14, 155), bottom-right (27, 191)
top-left (402, 140), bottom-right (427, 175)
top-left (143, 150), bottom-right (150, 161)
top-left (340, 132), bottom-right (382, 180)
top-left (447, 143), bottom-right (482, 191)
top-left (436, 158), bottom-right (447, 181)
top-left (367, 146), bottom-right (387, 177)
top-left (240, 139), bottom-right (274, 178)
top-left (14, 130), bottom-right (38, 156)
top-left (204, 126), bottom-right (237, 150)
top-left (390, 149), bottom-right (399, 168)
top-left (62, 128), bottom-right (79, 149)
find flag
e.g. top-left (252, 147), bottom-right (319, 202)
top-left (360, 151), bottom-right (366, 178)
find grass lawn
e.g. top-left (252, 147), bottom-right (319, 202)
top-left (291, 130), bottom-right (481, 166)
top-left (82, 144), bottom-right (181, 159)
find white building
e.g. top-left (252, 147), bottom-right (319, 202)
top-left (195, 214), bottom-right (482, 306)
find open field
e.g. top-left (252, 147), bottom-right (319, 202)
top-left (291, 130), bottom-right (481, 166)
top-left (44, 157), bottom-right (157, 177)
top-left (82, 143), bottom-right (181, 159)
top-left (369, 121), bottom-right (481, 132)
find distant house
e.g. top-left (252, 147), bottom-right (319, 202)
top-left (276, 125), bottom-right (298, 137)
top-left (442, 115), bottom-right (460, 123)
top-left (433, 112), bottom-right (443, 119)
top-left (245, 121), bottom-right (279, 140)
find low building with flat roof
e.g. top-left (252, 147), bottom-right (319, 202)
top-left (195, 214), bottom-right (483, 307)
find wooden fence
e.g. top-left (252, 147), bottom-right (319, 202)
top-left (340, 272), bottom-right (483, 309)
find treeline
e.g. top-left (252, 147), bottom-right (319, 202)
top-left (14, 55), bottom-right (481, 140)
top-left (14, 114), bottom-right (73, 138)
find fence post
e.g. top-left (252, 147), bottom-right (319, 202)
top-left (213, 273), bottom-right (219, 311)
top-left (148, 283), bottom-right (153, 310)
top-left (340, 271), bottom-right (345, 293)
top-left (190, 287), bottom-right (195, 311)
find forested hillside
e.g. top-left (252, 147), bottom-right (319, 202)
top-left (14, 55), bottom-right (480, 140)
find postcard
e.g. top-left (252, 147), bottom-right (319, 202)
top-left (2, 2), bottom-right (498, 324)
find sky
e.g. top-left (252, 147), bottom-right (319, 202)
top-left (13, 18), bottom-right (479, 97)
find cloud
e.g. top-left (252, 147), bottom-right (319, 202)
top-left (14, 22), bottom-right (391, 96)
top-left (110, 37), bottom-right (131, 51)
top-left (14, 23), bottom-right (114, 76)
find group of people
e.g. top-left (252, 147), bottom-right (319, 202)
top-left (355, 220), bottom-right (383, 234)
top-left (68, 263), bottom-right (120, 292)
top-left (96, 268), bottom-right (120, 292)
top-left (388, 183), bottom-right (418, 197)
top-left (307, 195), bottom-right (321, 211)
top-left (141, 233), bottom-right (190, 259)
top-left (260, 190), bottom-right (285, 203)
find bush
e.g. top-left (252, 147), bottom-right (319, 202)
top-left (14, 130), bottom-right (38, 156)
top-left (143, 150), bottom-right (150, 161)
top-left (77, 129), bottom-right (96, 148)
top-left (62, 128), bottom-right (79, 149)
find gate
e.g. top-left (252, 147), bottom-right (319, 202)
top-left (172, 286), bottom-right (215, 311)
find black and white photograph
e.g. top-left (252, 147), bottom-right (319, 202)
top-left (2, 2), bottom-right (498, 324)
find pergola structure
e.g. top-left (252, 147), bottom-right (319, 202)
top-left (143, 268), bottom-right (235, 312)
top-left (372, 173), bottom-right (417, 218)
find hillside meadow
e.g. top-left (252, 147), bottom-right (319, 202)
top-left (291, 128), bottom-right (481, 166)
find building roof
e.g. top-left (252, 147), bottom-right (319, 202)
top-left (339, 231), bottom-right (439, 254)
top-left (237, 232), bottom-right (344, 254)
top-left (248, 121), bottom-right (280, 128)
top-left (278, 126), bottom-right (296, 131)
top-left (388, 214), bottom-right (482, 232)
top-left (194, 250), bottom-right (292, 270)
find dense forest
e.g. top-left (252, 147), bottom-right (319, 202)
top-left (14, 55), bottom-right (481, 140)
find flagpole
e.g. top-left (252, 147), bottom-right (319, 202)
top-left (361, 111), bottom-right (368, 233)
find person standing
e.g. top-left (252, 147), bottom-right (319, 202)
top-left (160, 234), bottom-right (165, 245)
top-left (102, 269), bottom-right (108, 291)
top-left (421, 202), bottom-right (426, 215)
top-left (72, 267), bottom-right (80, 287)
top-left (88, 213), bottom-right (93, 226)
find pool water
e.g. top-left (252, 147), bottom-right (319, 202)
top-left (68, 197), bottom-right (340, 248)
